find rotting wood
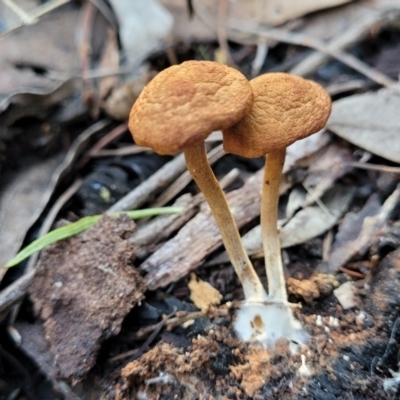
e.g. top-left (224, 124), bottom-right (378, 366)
top-left (131, 168), bottom-right (241, 258)
top-left (140, 133), bottom-right (331, 290)
top-left (140, 169), bottom-right (263, 290)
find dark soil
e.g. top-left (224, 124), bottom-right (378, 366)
top-left (114, 249), bottom-right (400, 399)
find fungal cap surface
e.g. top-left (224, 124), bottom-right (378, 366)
top-left (223, 73), bottom-right (332, 158)
top-left (129, 60), bottom-right (253, 155)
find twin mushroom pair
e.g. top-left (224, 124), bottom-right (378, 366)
top-left (129, 61), bottom-right (332, 348)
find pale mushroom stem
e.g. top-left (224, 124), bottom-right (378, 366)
top-left (261, 148), bottom-right (288, 303)
top-left (184, 142), bottom-right (267, 302)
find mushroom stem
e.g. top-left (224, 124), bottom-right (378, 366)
top-left (261, 148), bottom-right (287, 303)
top-left (184, 143), bottom-right (267, 302)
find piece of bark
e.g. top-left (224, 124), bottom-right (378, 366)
top-left (131, 168), bottom-right (240, 259)
top-left (141, 170), bottom-right (263, 290)
top-left (204, 184), bottom-right (354, 266)
top-left (28, 215), bottom-right (145, 381)
top-left (140, 133), bottom-right (331, 289)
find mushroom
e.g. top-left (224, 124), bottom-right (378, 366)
top-left (128, 61), bottom-right (268, 317)
top-left (223, 73), bottom-right (332, 346)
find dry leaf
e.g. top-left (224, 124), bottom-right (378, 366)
top-left (361, 0), bottom-right (400, 8)
top-left (188, 273), bottom-right (222, 312)
top-left (194, 0), bottom-right (351, 30)
top-left (110, 0), bottom-right (173, 65)
top-left (103, 69), bottom-right (154, 121)
top-left (0, 156), bottom-right (61, 269)
top-left (285, 131), bottom-right (331, 172)
top-left (328, 89), bottom-right (400, 163)
top-left (160, 0), bottom-right (216, 42)
top-left (163, 0), bottom-right (352, 44)
top-left (0, 7), bottom-right (79, 101)
top-left (297, 2), bottom-right (381, 41)
top-left (280, 185), bottom-right (355, 248)
top-left (0, 120), bottom-right (109, 269)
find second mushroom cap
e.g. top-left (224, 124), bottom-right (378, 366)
top-left (222, 72), bottom-right (332, 158)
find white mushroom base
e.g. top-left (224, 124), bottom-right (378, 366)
top-left (234, 302), bottom-right (308, 352)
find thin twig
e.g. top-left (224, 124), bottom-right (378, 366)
top-left (109, 309), bottom-right (177, 362)
top-left (152, 144), bottom-right (225, 207)
top-left (290, 9), bottom-right (395, 77)
top-left (344, 162), bottom-right (400, 174)
top-left (231, 22), bottom-right (400, 92)
top-left (302, 182), bottom-right (335, 218)
top-left (251, 40), bottom-right (268, 78)
top-left (87, 123), bottom-right (128, 156)
top-left (90, 145), bottom-right (150, 158)
top-left (78, 123), bottom-right (128, 168)
top-left (322, 229), bottom-right (333, 263)
top-left (108, 154), bottom-right (188, 212)
top-left (46, 66), bottom-right (134, 81)
top-left (325, 80), bottom-right (367, 96)
top-left (1, 0), bottom-right (36, 24)
top-left (0, 0), bottom-right (71, 39)
top-left (0, 270), bottom-right (35, 315)
top-left (126, 308), bottom-right (229, 342)
top-left (339, 266), bottom-right (365, 279)
top-left (217, 0), bottom-right (236, 67)
top-left (26, 179), bottom-right (84, 272)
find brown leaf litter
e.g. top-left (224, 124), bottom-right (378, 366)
top-left (28, 215), bottom-right (146, 382)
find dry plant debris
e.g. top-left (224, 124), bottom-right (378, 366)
top-left (328, 89), bottom-right (400, 163)
top-left (287, 273), bottom-right (339, 303)
top-left (28, 215), bottom-right (145, 381)
top-left (188, 273), bottom-right (222, 312)
top-left (1, 0), bottom-right (400, 398)
top-left (120, 246), bottom-right (400, 400)
top-left (182, 0), bottom-right (351, 39)
top-left (0, 156), bottom-right (61, 270)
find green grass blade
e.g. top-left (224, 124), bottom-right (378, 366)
top-left (4, 207), bottom-right (183, 268)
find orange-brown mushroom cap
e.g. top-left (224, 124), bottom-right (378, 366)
top-left (222, 73), bottom-right (332, 158)
top-left (128, 61), bottom-right (254, 155)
